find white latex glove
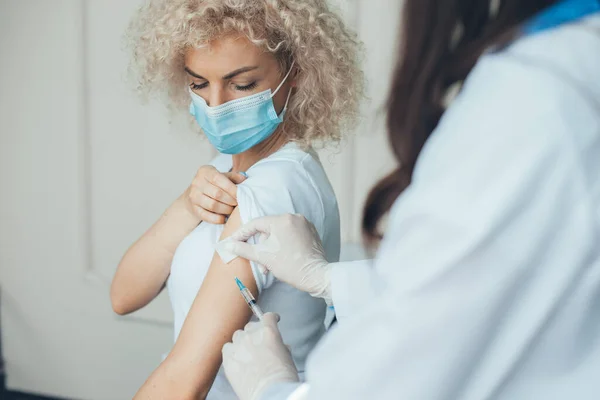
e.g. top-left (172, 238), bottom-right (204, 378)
top-left (217, 214), bottom-right (333, 304)
top-left (222, 313), bottom-right (300, 400)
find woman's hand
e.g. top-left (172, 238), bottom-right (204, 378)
top-left (185, 166), bottom-right (247, 224)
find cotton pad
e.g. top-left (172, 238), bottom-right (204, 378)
top-left (216, 237), bottom-right (238, 264)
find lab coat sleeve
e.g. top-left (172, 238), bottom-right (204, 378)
top-left (330, 260), bottom-right (375, 322)
top-left (302, 49), bottom-right (599, 399)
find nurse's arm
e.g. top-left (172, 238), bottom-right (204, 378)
top-left (133, 207), bottom-right (257, 400)
top-left (302, 53), bottom-right (598, 399)
top-left (329, 259), bottom-right (375, 322)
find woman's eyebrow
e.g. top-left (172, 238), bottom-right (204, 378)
top-left (223, 66), bottom-right (259, 80)
top-left (184, 65), bottom-right (259, 80)
top-left (185, 66), bottom-right (205, 80)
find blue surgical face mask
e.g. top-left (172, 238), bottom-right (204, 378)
top-left (189, 62), bottom-right (295, 155)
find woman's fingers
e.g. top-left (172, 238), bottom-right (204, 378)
top-left (187, 167), bottom-right (247, 223)
top-left (204, 182), bottom-right (237, 207)
top-left (189, 183), bottom-right (235, 212)
top-left (224, 171), bottom-right (247, 185)
top-left (206, 172), bottom-right (241, 205)
top-left (195, 207), bottom-right (227, 225)
top-left (198, 194), bottom-right (235, 215)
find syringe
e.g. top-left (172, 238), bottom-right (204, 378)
top-left (235, 277), bottom-right (264, 321)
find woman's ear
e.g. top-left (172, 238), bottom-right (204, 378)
top-left (290, 67), bottom-right (299, 88)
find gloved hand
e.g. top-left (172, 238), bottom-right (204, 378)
top-left (218, 214), bottom-right (333, 304)
top-left (222, 313), bottom-right (300, 400)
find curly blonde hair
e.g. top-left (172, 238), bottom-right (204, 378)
top-left (127, 0), bottom-right (364, 146)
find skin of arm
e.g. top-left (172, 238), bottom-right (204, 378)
top-left (133, 207), bottom-right (259, 400)
top-left (110, 193), bottom-right (201, 315)
top-left (110, 167), bottom-right (242, 316)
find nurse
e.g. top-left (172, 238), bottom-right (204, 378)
top-left (219, 0), bottom-right (600, 399)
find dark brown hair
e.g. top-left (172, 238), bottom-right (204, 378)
top-left (362, 0), bottom-right (559, 245)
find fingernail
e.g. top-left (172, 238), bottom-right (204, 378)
top-left (239, 172), bottom-right (248, 178)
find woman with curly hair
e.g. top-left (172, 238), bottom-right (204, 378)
top-left (109, 0), bottom-right (363, 398)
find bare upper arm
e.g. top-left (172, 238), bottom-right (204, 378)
top-left (157, 208), bottom-right (258, 397)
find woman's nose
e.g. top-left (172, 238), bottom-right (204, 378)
top-left (207, 87), bottom-right (226, 107)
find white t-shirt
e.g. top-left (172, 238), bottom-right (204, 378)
top-left (166, 142), bottom-right (340, 399)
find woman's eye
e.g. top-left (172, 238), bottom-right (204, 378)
top-left (235, 82), bottom-right (258, 92)
top-left (190, 82), bottom-right (208, 90)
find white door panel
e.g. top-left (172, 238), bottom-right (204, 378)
top-left (1, 1), bottom-right (173, 398)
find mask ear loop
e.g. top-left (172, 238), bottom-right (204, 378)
top-left (282, 84), bottom-right (293, 111)
top-left (270, 60), bottom-right (296, 99)
top-left (272, 61), bottom-right (296, 115)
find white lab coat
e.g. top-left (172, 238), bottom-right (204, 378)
top-left (329, 259), bottom-right (374, 322)
top-left (261, 14), bottom-right (600, 400)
